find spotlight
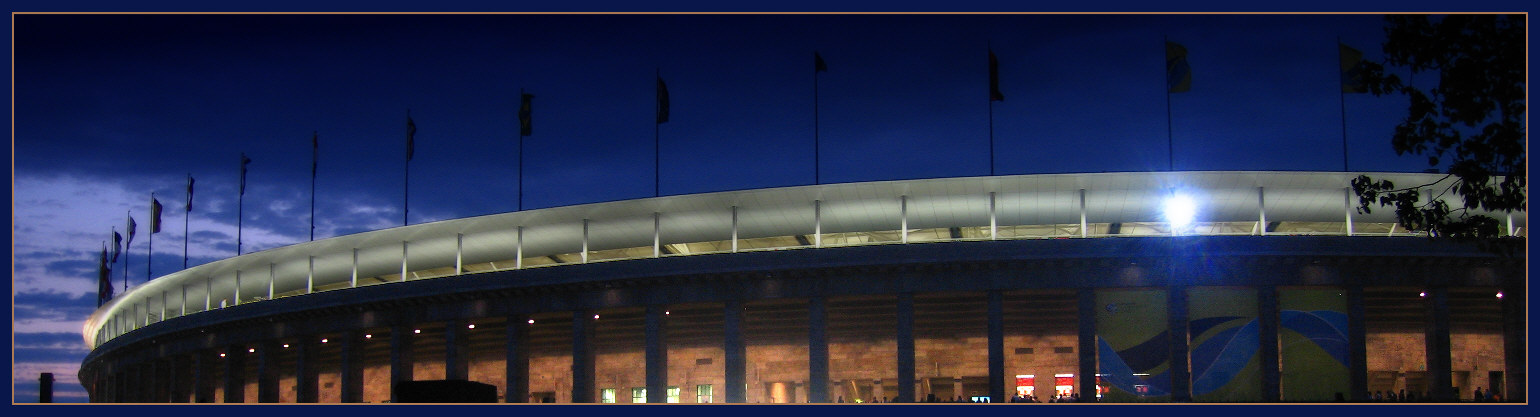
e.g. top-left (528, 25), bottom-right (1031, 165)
top-left (1164, 193), bottom-right (1197, 232)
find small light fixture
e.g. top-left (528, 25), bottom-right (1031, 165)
top-left (1419, 292), bottom-right (1427, 297)
top-left (593, 314), bottom-right (600, 319)
top-left (248, 348), bottom-right (256, 353)
top-left (527, 319), bottom-right (535, 324)
top-left (665, 311), bottom-right (670, 315)
top-left (282, 344), bottom-right (290, 348)
top-left (364, 334), bottom-right (372, 339)
top-left (467, 324), bottom-right (476, 329)
top-left (1496, 292), bottom-right (1503, 298)
top-left (320, 338), bottom-right (328, 343)
top-left (219, 353), bottom-right (226, 358)
top-left (414, 329), bottom-right (421, 334)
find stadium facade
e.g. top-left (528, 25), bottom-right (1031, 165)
top-left (78, 171), bottom-right (1526, 403)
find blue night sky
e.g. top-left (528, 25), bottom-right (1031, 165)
top-left (7, 5), bottom-right (1513, 404)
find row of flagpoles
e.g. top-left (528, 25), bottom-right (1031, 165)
top-left (94, 41), bottom-right (1374, 307)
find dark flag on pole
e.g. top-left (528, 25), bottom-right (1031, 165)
top-left (97, 245), bottom-right (113, 306)
top-left (111, 229), bottom-right (122, 263)
top-left (312, 132), bottom-right (320, 177)
top-left (151, 197), bottom-right (164, 233)
top-left (1166, 41), bottom-right (1192, 93)
top-left (988, 50), bottom-right (1004, 101)
top-left (1339, 43), bottom-right (1368, 94)
top-left (126, 215), bottom-right (137, 249)
top-left (239, 153), bottom-right (252, 195)
top-left (815, 52), bottom-right (828, 72)
top-left (656, 76), bottom-right (670, 124)
top-left (186, 176), bottom-right (195, 212)
top-left (406, 116), bottom-right (417, 160)
top-left (519, 93), bottom-right (534, 136)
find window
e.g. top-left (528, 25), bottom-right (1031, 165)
top-left (632, 387), bottom-right (646, 403)
top-left (600, 388), bottom-right (616, 403)
top-left (667, 386), bottom-right (680, 403)
top-left (696, 384), bottom-right (713, 403)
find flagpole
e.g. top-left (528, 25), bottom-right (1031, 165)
top-left (1164, 36), bottom-right (1175, 172)
top-left (988, 44), bottom-right (996, 177)
top-left (238, 154), bottom-right (245, 256)
top-left (814, 55), bottom-right (821, 185)
top-left (519, 89), bottom-right (525, 212)
top-left (655, 69), bottom-right (661, 198)
top-left (311, 132), bottom-right (318, 241)
top-left (147, 192), bottom-right (154, 282)
top-left (124, 211), bottom-right (131, 292)
top-left (404, 110), bottom-right (412, 226)
top-left (184, 174), bottom-right (191, 269)
top-left (1337, 37), bottom-right (1350, 172)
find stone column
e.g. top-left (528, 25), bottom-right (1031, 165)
top-left (339, 330), bottom-right (365, 403)
top-left (895, 292), bottom-right (915, 403)
top-left (1258, 286), bottom-right (1281, 402)
top-left (1425, 286), bottom-right (1453, 401)
top-left (256, 341), bottom-right (280, 403)
top-left (505, 314), bottom-right (530, 403)
top-left (193, 351), bottom-right (215, 403)
top-left (808, 295), bottom-right (829, 403)
top-left (723, 300), bottom-right (746, 403)
top-left (987, 290), bottom-right (1005, 403)
top-left (446, 319), bottom-right (470, 381)
top-left (645, 304), bottom-right (668, 403)
top-left (223, 346), bottom-right (246, 403)
top-left (1077, 288), bottom-right (1098, 402)
top-left (295, 338), bottom-right (318, 403)
top-left (571, 309), bottom-right (596, 403)
top-left (1167, 285), bottom-right (1191, 402)
top-left (1501, 281), bottom-right (1525, 402)
top-left (389, 324), bottom-right (416, 403)
top-left (1347, 284), bottom-right (1368, 401)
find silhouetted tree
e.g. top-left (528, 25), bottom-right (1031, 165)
top-left (1351, 14), bottom-right (1525, 255)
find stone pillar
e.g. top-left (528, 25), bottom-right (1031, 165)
top-left (193, 351), bottom-right (214, 403)
top-left (1167, 285), bottom-right (1191, 402)
top-left (223, 346), bottom-right (246, 403)
top-left (1077, 288), bottom-right (1098, 402)
top-left (571, 309), bottom-right (596, 403)
top-left (339, 330), bottom-right (365, 403)
top-left (872, 379), bottom-right (885, 403)
top-left (1425, 286), bottom-right (1453, 401)
top-left (295, 338), bottom-right (318, 403)
top-left (723, 300), bottom-right (746, 403)
top-left (952, 377), bottom-right (963, 402)
top-left (256, 342), bottom-right (280, 403)
top-left (1501, 281), bottom-right (1525, 402)
top-left (1258, 286), bottom-right (1281, 402)
top-left (1346, 284), bottom-right (1368, 401)
top-left (808, 295), bottom-right (830, 403)
top-left (446, 319), bottom-right (470, 381)
top-left (895, 292), bottom-right (915, 403)
top-left (505, 314), bottom-right (530, 403)
top-left (987, 290), bottom-right (1005, 403)
top-left (389, 324), bottom-right (416, 403)
top-left (645, 304), bottom-right (668, 403)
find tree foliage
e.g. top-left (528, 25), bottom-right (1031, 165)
top-left (1350, 14), bottom-right (1525, 255)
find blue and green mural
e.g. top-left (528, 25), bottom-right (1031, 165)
top-left (1096, 288), bottom-right (1170, 402)
top-left (1279, 288), bottom-right (1350, 401)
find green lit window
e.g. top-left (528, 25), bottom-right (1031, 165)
top-left (696, 384), bottom-right (712, 403)
top-left (600, 388), bottom-right (616, 403)
top-left (667, 386), bottom-right (680, 403)
top-left (631, 387), bottom-right (646, 403)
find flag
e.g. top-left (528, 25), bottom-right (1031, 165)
top-left (98, 245), bottom-right (113, 306)
top-left (150, 197), bottom-right (163, 233)
top-left (1166, 41), bottom-right (1192, 93)
top-left (239, 153), bottom-right (252, 196)
top-left (988, 50), bottom-right (1004, 101)
top-left (519, 93), bottom-right (534, 136)
top-left (1339, 43), bottom-right (1368, 94)
top-left (185, 175), bottom-right (195, 212)
top-left (406, 116), bottom-right (417, 160)
top-left (814, 52), bottom-right (828, 72)
top-left (656, 76), bottom-right (670, 124)
top-left (111, 229), bottom-right (122, 263)
top-left (126, 215), bottom-right (137, 248)
top-left (311, 132), bottom-right (319, 177)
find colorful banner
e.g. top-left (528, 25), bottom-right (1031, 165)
top-left (1096, 288), bottom-right (1170, 402)
top-left (1188, 287), bottom-right (1261, 402)
top-left (1279, 287), bottom-right (1350, 402)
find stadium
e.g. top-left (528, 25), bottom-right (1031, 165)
top-left (77, 170), bottom-right (1525, 403)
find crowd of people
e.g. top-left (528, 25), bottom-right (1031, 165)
top-left (1342, 387), bottom-right (1504, 402)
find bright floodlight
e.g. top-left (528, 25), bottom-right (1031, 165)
top-left (1165, 193), bottom-right (1197, 231)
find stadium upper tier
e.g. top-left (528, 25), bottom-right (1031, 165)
top-left (82, 171), bottom-right (1525, 348)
